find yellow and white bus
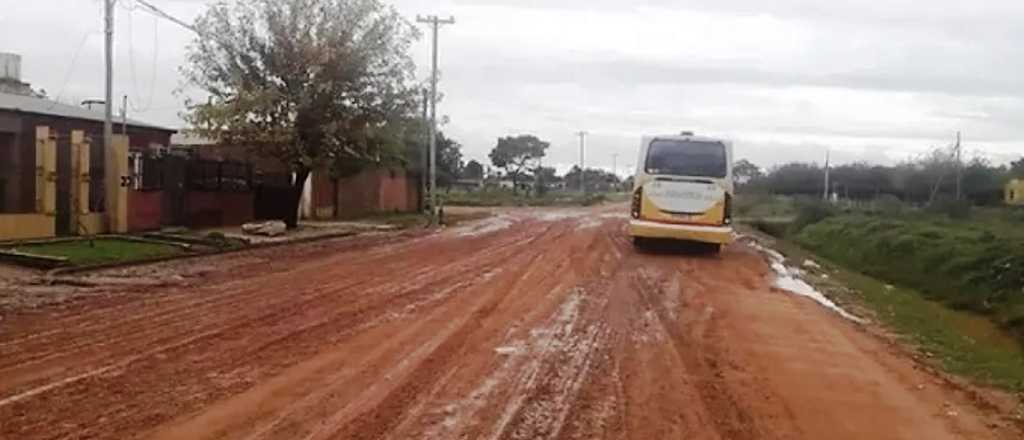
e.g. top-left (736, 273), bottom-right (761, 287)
top-left (628, 132), bottom-right (734, 252)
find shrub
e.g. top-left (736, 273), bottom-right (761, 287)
top-left (795, 215), bottom-right (1024, 344)
top-left (789, 198), bottom-right (836, 234)
top-left (926, 196), bottom-right (972, 220)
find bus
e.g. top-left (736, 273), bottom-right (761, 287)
top-left (628, 132), bottom-right (734, 252)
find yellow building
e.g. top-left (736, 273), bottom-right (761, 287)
top-left (1006, 179), bottom-right (1024, 205)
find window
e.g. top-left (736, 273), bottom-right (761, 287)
top-left (645, 139), bottom-right (727, 178)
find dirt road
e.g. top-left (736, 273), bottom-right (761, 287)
top-left (0, 208), bottom-right (1018, 439)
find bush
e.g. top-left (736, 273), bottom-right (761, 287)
top-left (926, 196), bottom-right (972, 220)
top-left (789, 198), bottom-right (836, 234)
top-left (873, 194), bottom-right (906, 216)
top-left (795, 215), bottom-right (1024, 344)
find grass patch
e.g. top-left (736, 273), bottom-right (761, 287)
top-left (762, 234), bottom-right (1024, 392)
top-left (793, 215), bottom-right (1024, 343)
top-left (9, 238), bottom-right (185, 266)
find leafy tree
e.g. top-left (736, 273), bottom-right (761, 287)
top-left (435, 132), bottom-right (463, 188)
top-left (1010, 157), bottom-right (1024, 178)
top-left (463, 160), bottom-right (484, 180)
top-left (532, 166), bottom-right (559, 196)
top-left (488, 135), bottom-right (549, 194)
top-left (182, 0), bottom-right (420, 227)
top-left (733, 159), bottom-right (763, 185)
top-left (564, 166), bottom-right (621, 192)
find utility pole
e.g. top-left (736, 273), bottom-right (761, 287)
top-left (121, 95), bottom-right (128, 134)
top-left (823, 149), bottom-right (830, 202)
top-left (416, 14), bottom-right (455, 222)
top-left (104, 0), bottom-right (114, 173)
top-left (577, 131), bottom-right (587, 194)
top-left (420, 88), bottom-right (429, 212)
top-left (612, 153), bottom-right (619, 178)
top-left (955, 131), bottom-right (962, 201)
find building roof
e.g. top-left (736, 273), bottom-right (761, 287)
top-left (0, 91), bottom-right (176, 132)
top-left (170, 132), bottom-right (216, 146)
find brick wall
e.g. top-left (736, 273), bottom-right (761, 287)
top-left (378, 169), bottom-right (410, 212)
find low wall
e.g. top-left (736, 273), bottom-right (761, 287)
top-left (378, 169), bottom-right (411, 212)
top-left (334, 168), bottom-right (420, 219)
top-left (0, 214), bottom-right (55, 240)
top-left (336, 171), bottom-right (379, 219)
top-left (185, 191), bottom-right (254, 228)
top-left (128, 190), bottom-right (163, 232)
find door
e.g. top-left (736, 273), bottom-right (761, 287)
top-left (54, 138), bottom-right (72, 236)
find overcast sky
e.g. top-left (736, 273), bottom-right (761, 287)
top-left (2, 0), bottom-right (1023, 174)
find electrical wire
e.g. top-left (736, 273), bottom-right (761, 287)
top-left (45, 31), bottom-right (97, 111)
top-left (125, 0), bottom-right (159, 113)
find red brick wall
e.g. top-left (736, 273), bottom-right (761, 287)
top-left (333, 167), bottom-right (420, 219)
top-left (335, 171), bottom-right (378, 219)
top-left (128, 190), bottom-right (163, 232)
top-left (185, 191), bottom-right (254, 228)
top-left (378, 169), bottom-right (409, 212)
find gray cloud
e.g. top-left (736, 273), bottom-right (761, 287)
top-left (2, 0), bottom-right (1022, 170)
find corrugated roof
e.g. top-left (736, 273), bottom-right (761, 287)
top-left (0, 91), bottom-right (176, 132)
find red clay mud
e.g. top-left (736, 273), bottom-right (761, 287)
top-left (0, 208), bottom-right (1018, 439)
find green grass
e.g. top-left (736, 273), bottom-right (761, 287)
top-left (763, 233), bottom-right (1024, 392)
top-left (794, 214), bottom-right (1024, 343)
top-left (11, 238), bottom-right (185, 266)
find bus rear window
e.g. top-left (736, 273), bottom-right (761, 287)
top-left (645, 140), bottom-right (727, 178)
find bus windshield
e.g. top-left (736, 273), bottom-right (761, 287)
top-left (645, 140), bottom-right (727, 178)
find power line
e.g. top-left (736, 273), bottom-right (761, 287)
top-left (125, 6), bottom-right (160, 112)
top-left (45, 31), bottom-right (97, 110)
top-left (134, 0), bottom-right (199, 34)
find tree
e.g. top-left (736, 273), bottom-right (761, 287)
top-left (1010, 157), bottom-right (1024, 178)
top-left (435, 132), bottom-right (463, 189)
top-left (564, 166), bottom-right (621, 192)
top-left (182, 0), bottom-right (420, 227)
top-left (463, 160), bottom-right (484, 180)
top-left (488, 135), bottom-right (549, 194)
top-left (733, 159), bottom-right (763, 185)
top-left (532, 166), bottom-right (558, 196)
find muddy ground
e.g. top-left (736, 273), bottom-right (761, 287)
top-left (0, 207), bottom-right (1020, 439)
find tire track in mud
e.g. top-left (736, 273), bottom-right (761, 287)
top-left (0, 225), bottom-right (536, 385)
top-left (0, 228), bottom-right (522, 364)
top-left (1, 208), bottom-right (1019, 440)
top-left (151, 220), bottom-right (582, 440)
top-left (0, 221), bottom-right (559, 439)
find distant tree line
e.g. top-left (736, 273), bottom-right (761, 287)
top-left (738, 149), bottom-right (1024, 206)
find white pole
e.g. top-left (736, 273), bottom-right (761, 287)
top-left (577, 131), bottom-right (587, 194)
top-left (417, 15), bottom-right (454, 222)
top-left (104, 0), bottom-right (114, 168)
top-left (823, 149), bottom-right (830, 201)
